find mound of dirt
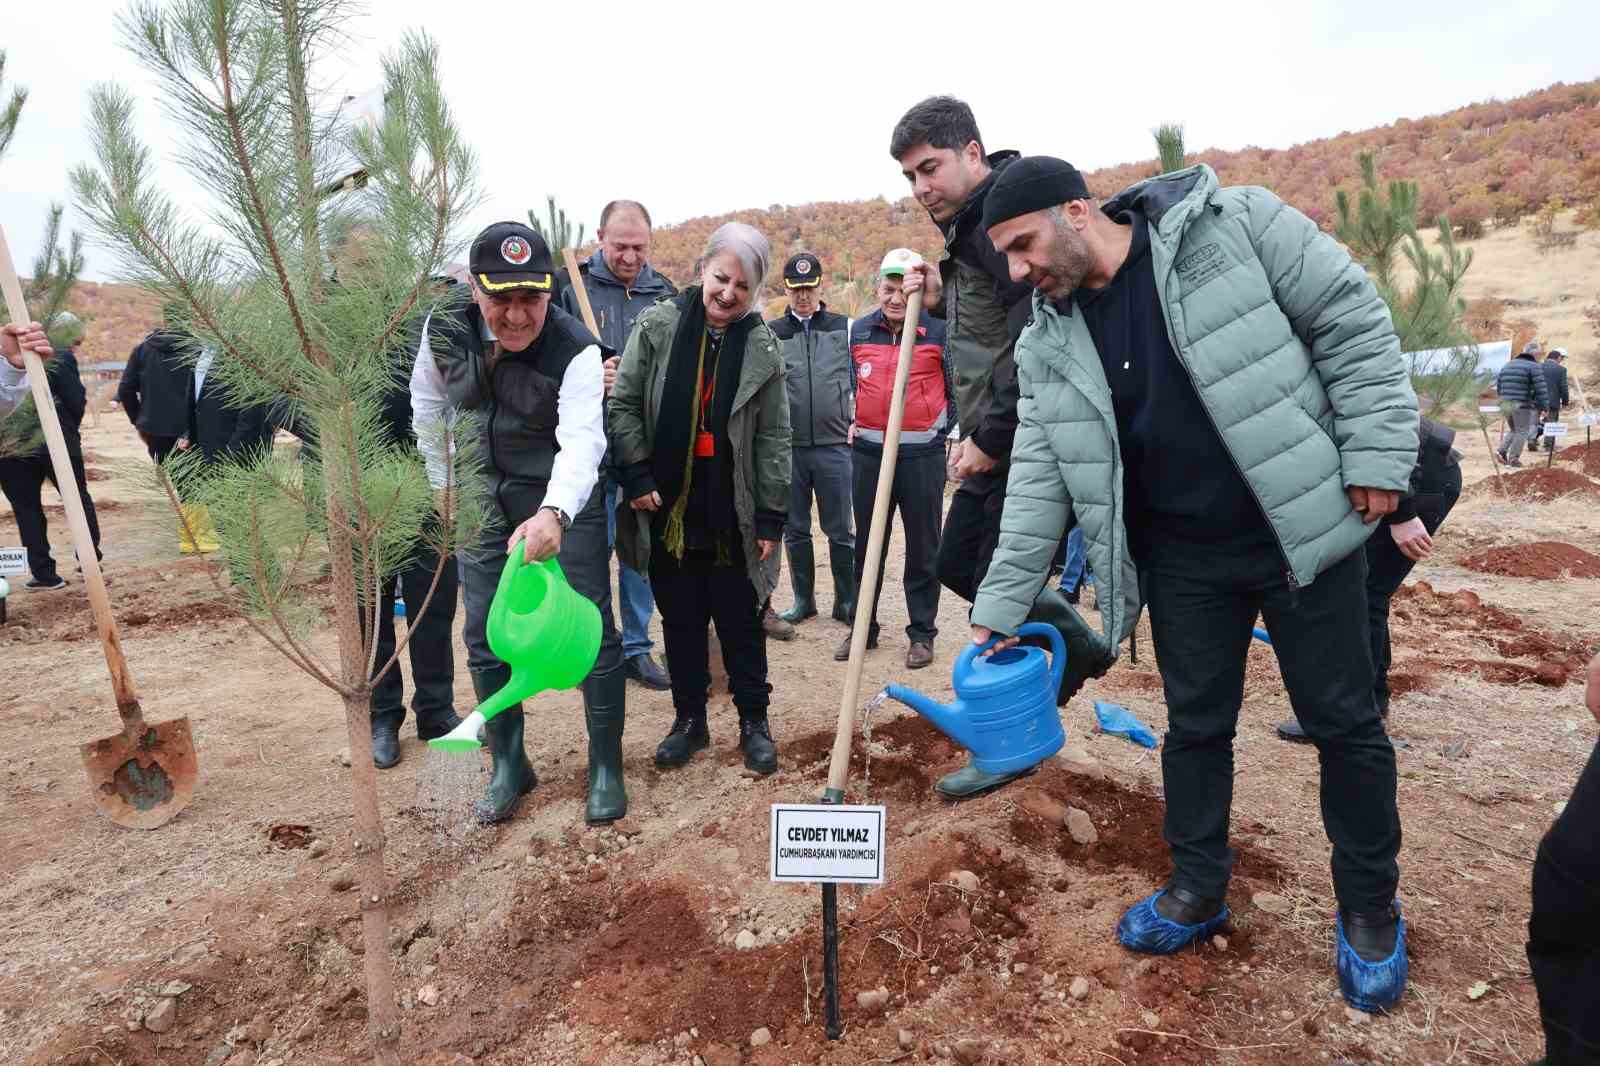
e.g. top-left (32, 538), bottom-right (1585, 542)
top-left (1468, 465), bottom-right (1600, 501)
top-left (1389, 580), bottom-right (1596, 681)
top-left (1463, 541), bottom-right (1600, 579)
top-left (1553, 444), bottom-right (1600, 477)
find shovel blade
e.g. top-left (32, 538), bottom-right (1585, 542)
top-left (80, 717), bottom-right (198, 830)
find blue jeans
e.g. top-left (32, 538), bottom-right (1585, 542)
top-left (604, 477), bottom-right (656, 659)
top-left (1056, 526), bottom-right (1093, 594)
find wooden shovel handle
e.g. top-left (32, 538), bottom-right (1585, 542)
top-left (0, 225), bottom-right (144, 729)
top-left (561, 247), bottom-right (601, 338)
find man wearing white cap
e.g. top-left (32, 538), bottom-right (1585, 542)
top-left (834, 249), bottom-right (954, 669)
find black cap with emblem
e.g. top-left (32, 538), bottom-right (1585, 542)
top-left (470, 221), bottom-right (556, 293)
top-left (783, 252), bottom-right (823, 289)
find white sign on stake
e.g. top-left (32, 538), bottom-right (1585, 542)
top-left (0, 547), bottom-right (25, 576)
top-left (770, 804), bottom-right (887, 885)
top-left (1543, 422), bottom-right (1569, 437)
top-left (1478, 405), bottom-right (1502, 414)
top-left (1579, 414), bottom-right (1597, 427)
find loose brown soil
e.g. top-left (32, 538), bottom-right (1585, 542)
top-left (5, 419), bottom-right (1597, 1066)
top-left (1553, 442), bottom-right (1600, 477)
top-left (1463, 540), bottom-right (1600, 579)
top-left (1467, 464), bottom-right (1600, 500)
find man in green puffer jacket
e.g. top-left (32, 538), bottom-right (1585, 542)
top-left (969, 157), bottom-right (1418, 1012)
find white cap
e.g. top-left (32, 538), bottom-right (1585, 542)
top-left (879, 248), bottom-right (923, 278)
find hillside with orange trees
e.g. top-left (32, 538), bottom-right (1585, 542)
top-left (56, 78), bottom-right (1600, 343)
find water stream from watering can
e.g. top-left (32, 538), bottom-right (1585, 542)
top-left (415, 748), bottom-right (487, 851)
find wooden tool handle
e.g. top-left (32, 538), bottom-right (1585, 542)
top-left (0, 225), bottom-right (144, 727)
top-left (561, 247), bottom-right (601, 338)
top-left (827, 289), bottom-right (924, 797)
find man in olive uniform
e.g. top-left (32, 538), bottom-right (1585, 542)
top-left (412, 222), bottom-right (622, 825)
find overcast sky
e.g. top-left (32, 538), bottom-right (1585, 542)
top-left (2, 0), bottom-right (1596, 282)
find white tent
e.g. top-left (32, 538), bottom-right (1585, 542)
top-left (1404, 338), bottom-right (1512, 377)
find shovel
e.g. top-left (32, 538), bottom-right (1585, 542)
top-left (0, 224), bottom-right (197, 829)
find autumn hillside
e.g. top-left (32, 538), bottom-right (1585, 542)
top-left (53, 77), bottom-right (1600, 362)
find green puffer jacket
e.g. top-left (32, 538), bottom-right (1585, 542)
top-left (608, 293), bottom-right (792, 600)
top-left (971, 165), bottom-right (1418, 646)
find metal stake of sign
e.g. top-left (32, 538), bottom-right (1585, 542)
top-left (818, 279), bottom-right (923, 1039)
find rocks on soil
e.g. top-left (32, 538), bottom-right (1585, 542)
top-left (749, 1026), bottom-right (772, 1047)
top-left (142, 996), bottom-right (177, 1033)
top-left (1065, 807), bottom-right (1099, 845)
top-left (1252, 892), bottom-right (1292, 916)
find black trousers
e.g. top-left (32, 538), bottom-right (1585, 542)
top-left (936, 472), bottom-right (1006, 604)
top-left (1144, 546), bottom-right (1401, 910)
top-left (144, 434), bottom-right (182, 463)
top-left (369, 544), bottom-right (458, 731)
top-left (1529, 740), bottom-right (1600, 1065)
top-left (1366, 467), bottom-right (1461, 712)
top-left (0, 452), bottom-right (102, 583)
top-left (650, 547), bottom-right (769, 722)
top-left (850, 444), bottom-right (943, 644)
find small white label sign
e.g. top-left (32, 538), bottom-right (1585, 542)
top-left (1580, 414), bottom-right (1597, 427)
top-left (770, 804), bottom-right (887, 885)
top-left (1543, 422), bottom-right (1569, 437)
top-left (0, 547), bottom-right (25, 576)
top-left (1478, 405), bottom-right (1502, 414)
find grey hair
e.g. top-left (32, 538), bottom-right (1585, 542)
top-left (701, 222), bottom-right (771, 315)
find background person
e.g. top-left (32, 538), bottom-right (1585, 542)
top-left (1495, 341), bottom-right (1550, 467)
top-left (0, 321), bottom-right (52, 419)
top-left (414, 222), bottom-right (623, 826)
top-left (609, 222), bottom-right (791, 777)
top-left (834, 248), bottom-right (951, 670)
top-left (1539, 348), bottom-right (1570, 452)
top-left (767, 251), bottom-right (855, 638)
top-left (118, 305), bottom-right (196, 462)
top-left (971, 155), bottom-right (1417, 1012)
top-left (557, 199), bottom-right (676, 691)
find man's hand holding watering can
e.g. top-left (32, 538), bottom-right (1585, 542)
top-left (969, 624), bottom-right (1020, 656)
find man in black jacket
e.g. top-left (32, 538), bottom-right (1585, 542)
top-left (767, 252), bottom-right (856, 637)
top-left (118, 307), bottom-right (195, 462)
top-left (0, 345), bottom-right (103, 590)
top-left (1496, 342), bottom-right (1551, 466)
top-left (890, 96), bottom-right (1114, 796)
top-left (1540, 349), bottom-right (1571, 452)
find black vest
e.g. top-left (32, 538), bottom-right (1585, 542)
top-left (427, 299), bottom-right (598, 525)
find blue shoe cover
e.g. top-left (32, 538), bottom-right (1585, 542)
top-left (1116, 891), bottom-right (1229, 955)
top-left (1336, 900), bottom-right (1408, 1013)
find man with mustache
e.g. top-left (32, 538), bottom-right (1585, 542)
top-left (969, 156), bottom-right (1418, 1013)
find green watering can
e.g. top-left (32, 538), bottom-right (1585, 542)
top-left (429, 541), bottom-right (601, 753)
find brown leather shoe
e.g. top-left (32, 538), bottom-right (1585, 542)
top-left (834, 630), bottom-right (877, 661)
top-left (906, 641), bottom-right (934, 670)
top-left (763, 605), bottom-right (795, 642)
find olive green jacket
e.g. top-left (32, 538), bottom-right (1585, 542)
top-left (608, 294), bottom-right (792, 600)
top-left (972, 165), bottom-right (1419, 646)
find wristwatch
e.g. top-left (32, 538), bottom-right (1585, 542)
top-left (540, 505), bottom-right (572, 531)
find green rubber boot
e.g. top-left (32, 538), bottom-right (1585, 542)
top-left (829, 542), bottom-right (856, 623)
top-left (472, 665), bottom-right (536, 824)
top-left (936, 761), bottom-right (1034, 798)
top-left (779, 541), bottom-right (818, 624)
top-left (582, 665), bottom-right (628, 825)
top-left (1026, 586), bottom-right (1116, 705)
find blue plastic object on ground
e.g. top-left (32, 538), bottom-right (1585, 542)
top-left (1337, 900), bottom-right (1409, 1012)
top-left (1252, 626), bottom-right (1271, 645)
top-left (1116, 891), bottom-right (1230, 954)
top-left (1094, 700), bottom-right (1159, 749)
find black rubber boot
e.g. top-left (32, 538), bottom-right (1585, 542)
top-left (1026, 587), bottom-right (1116, 705)
top-left (829, 542), bottom-right (856, 623)
top-left (655, 714), bottom-right (709, 769)
top-left (371, 708), bottom-right (403, 770)
top-left (738, 715), bottom-right (778, 775)
top-left (582, 665), bottom-right (628, 824)
top-left (1340, 904), bottom-right (1400, 963)
top-left (779, 542), bottom-right (818, 624)
top-left (415, 708), bottom-right (463, 743)
top-left (472, 666), bottom-right (536, 824)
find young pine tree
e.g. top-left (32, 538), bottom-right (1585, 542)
top-left (528, 193), bottom-right (586, 260)
top-left (1153, 122), bottom-right (1186, 175)
top-left (72, 4), bottom-right (480, 1063)
top-left (24, 203), bottom-right (85, 336)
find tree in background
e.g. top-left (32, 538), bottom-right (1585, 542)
top-left (1334, 151), bottom-right (1479, 417)
top-left (72, 3), bottom-right (479, 1062)
top-left (1153, 122), bottom-right (1186, 174)
top-left (527, 193), bottom-right (586, 261)
top-left (24, 204), bottom-right (85, 335)
top-left (0, 50), bottom-right (24, 162)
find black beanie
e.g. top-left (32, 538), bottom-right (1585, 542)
top-left (982, 156), bottom-right (1091, 232)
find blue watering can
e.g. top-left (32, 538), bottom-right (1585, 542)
top-left (883, 621), bottom-right (1067, 775)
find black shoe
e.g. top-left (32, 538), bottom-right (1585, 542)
top-left (655, 714), bottom-right (709, 769)
top-left (1276, 719), bottom-right (1311, 744)
top-left (415, 709), bottom-right (463, 742)
top-left (1154, 885), bottom-right (1225, 926)
top-left (371, 718), bottom-right (402, 770)
top-left (1340, 903), bottom-right (1400, 963)
top-left (739, 717), bottom-right (778, 775)
top-left (1063, 585), bottom-right (1080, 605)
top-left (24, 575), bottom-right (66, 591)
top-left (625, 653), bottom-right (671, 691)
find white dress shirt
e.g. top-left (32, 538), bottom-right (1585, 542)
top-left (411, 313), bottom-right (606, 521)
top-left (0, 361), bottom-right (28, 420)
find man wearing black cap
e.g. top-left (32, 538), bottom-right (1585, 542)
top-left (766, 251), bottom-right (856, 640)
top-left (890, 96), bottom-right (1114, 798)
top-left (969, 155), bottom-right (1418, 1013)
top-left (412, 221), bottom-right (623, 826)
